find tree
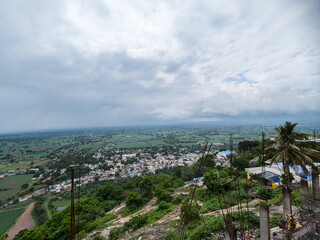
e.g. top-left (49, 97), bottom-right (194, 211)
top-left (238, 140), bottom-right (260, 152)
top-left (203, 168), bottom-right (233, 193)
top-left (125, 192), bottom-right (143, 211)
top-left (180, 166), bottom-right (194, 181)
top-left (96, 183), bottom-right (124, 202)
top-left (138, 177), bottom-right (154, 199)
top-left (267, 122), bottom-right (319, 216)
top-left (21, 183), bottom-right (29, 189)
top-left (232, 153), bottom-right (251, 171)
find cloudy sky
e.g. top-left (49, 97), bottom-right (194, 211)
top-left (0, 0), bottom-right (319, 133)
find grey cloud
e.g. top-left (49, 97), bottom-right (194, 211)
top-left (0, 0), bottom-right (319, 133)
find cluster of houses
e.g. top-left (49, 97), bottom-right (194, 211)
top-left (47, 147), bottom-right (243, 193)
top-left (48, 150), bottom-right (203, 193)
top-left (2, 146), bottom-right (240, 206)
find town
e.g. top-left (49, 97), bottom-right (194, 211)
top-left (1, 145), bottom-right (242, 206)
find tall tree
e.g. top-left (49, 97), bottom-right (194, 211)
top-left (267, 122), bottom-right (319, 216)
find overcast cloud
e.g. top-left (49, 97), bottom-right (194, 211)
top-left (0, 0), bottom-right (319, 133)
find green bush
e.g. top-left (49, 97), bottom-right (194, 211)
top-left (257, 187), bottom-right (272, 200)
top-left (291, 188), bottom-right (301, 206)
top-left (91, 236), bottom-right (104, 240)
top-left (158, 201), bottom-right (170, 211)
top-left (125, 192), bottom-right (143, 211)
top-left (109, 227), bottom-right (122, 240)
top-left (172, 194), bottom-right (184, 204)
top-left (270, 213), bottom-right (282, 228)
top-left (203, 168), bottom-right (233, 193)
top-left (158, 190), bottom-right (173, 203)
top-left (268, 188), bottom-right (283, 205)
top-left (231, 211), bottom-right (259, 228)
top-left (185, 215), bottom-right (225, 240)
top-left (164, 231), bottom-right (178, 240)
top-left (32, 197), bottom-right (48, 226)
top-left (200, 197), bottom-right (221, 213)
top-left (96, 183), bottom-right (124, 202)
top-left (123, 215), bottom-right (148, 231)
top-left (138, 177), bottom-right (155, 199)
top-left (180, 199), bottom-right (200, 225)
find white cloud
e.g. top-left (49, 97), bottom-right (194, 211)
top-left (0, 0), bottom-right (319, 132)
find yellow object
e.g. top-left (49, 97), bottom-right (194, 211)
top-left (272, 182), bottom-right (277, 189)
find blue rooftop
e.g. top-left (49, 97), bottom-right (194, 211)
top-left (218, 150), bottom-right (237, 156)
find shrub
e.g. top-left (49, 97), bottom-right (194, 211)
top-left (172, 194), bottom-right (184, 204)
top-left (138, 177), bottom-right (155, 199)
top-left (125, 192), bottom-right (143, 211)
top-left (96, 183), bottom-right (124, 202)
top-left (270, 213), bottom-right (282, 228)
top-left (158, 190), bottom-right (173, 203)
top-left (203, 168), bottom-right (233, 193)
top-left (180, 199), bottom-right (200, 225)
top-left (200, 197), bottom-right (221, 213)
top-left (158, 201), bottom-right (170, 211)
top-left (164, 231), bottom-right (178, 240)
top-left (291, 188), bottom-right (301, 206)
top-left (123, 215), bottom-right (148, 231)
top-left (109, 227), bottom-right (122, 240)
top-left (232, 211), bottom-right (259, 228)
top-left (257, 187), bottom-right (272, 200)
top-left (92, 236), bottom-right (104, 240)
top-left (186, 215), bottom-right (225, 240)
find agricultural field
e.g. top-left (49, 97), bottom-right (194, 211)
top-left (0, 161), bottom-right (32, 172)
top-left (0, 124), bottom-right (318, 174)
top-left (1, 201), bottom-right (31, 211)
top-left (0, 207), bottom-right (26, 237)
top-left (0, 174), bottom-right (33, 202)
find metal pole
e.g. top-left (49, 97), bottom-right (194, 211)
top-left (77, 167), bottom-right (81, 239)
top-left (70, 167), bottom-right (75, 240)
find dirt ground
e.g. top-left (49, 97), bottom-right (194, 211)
top-left (108, 197), bottom-right (158, 228)
top-left (7, 202), bottom-right (35, 240)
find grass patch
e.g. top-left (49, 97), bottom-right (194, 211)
top-left (0, 208), bottom-right (25, 236)
top-left (78, 213), bottom-right (117, 238)
top-left (121, 207), bottom-right (143, 217)
top-left (50, 198), bottom-right (70, 210)
top-left (0, 201), bottom-right (31, 211)
top-left (0, 161), bottom-right (32, 172)
top-left (145, 203), bottom-right (176, 223)
top-left (0, 174), bottom-right (33, 202)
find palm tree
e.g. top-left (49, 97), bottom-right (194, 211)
top-left (267, 122), bottom-right (299, 216)
top-left (267, 122), bottom-right (319, 216)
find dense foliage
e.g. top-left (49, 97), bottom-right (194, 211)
top-left (18, 173), bottom-right (183, 240)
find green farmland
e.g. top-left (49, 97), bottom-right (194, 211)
top-left (0, 174), bottom-right (33, 202)
top-left (0, 207), bottom-right (25, 237)
top-left (0, 124), bottom-right (317, 175)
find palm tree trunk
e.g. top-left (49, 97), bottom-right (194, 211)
top-left (282, 160), bottom-right (292, 216)
top-left (312, 165), bottom-right (319, 201)
top-left (259, 203), bottom-right (271, 240)
top-left (300, 178), bottom-right (309, 211)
